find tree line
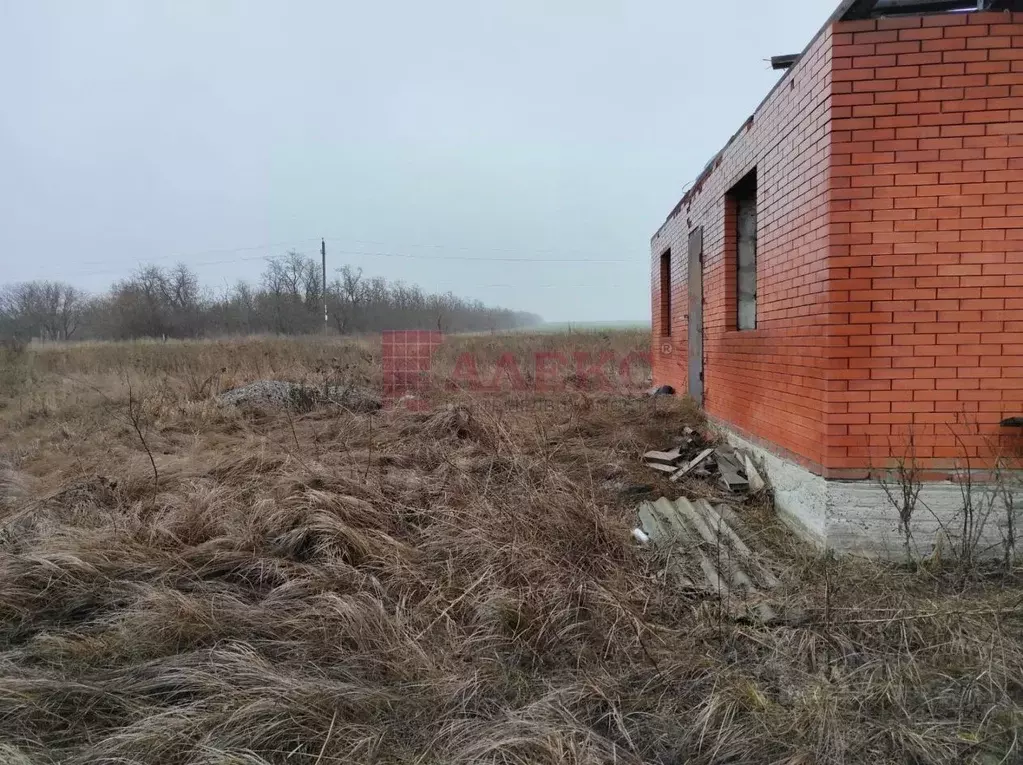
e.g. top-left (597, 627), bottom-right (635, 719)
top-left (0, 252), bottom-right (542, 344)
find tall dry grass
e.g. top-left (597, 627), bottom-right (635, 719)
top-left (0, 333), bottom-right (1020, 764)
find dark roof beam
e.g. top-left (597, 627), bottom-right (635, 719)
top-left (874, 0), bottom-right (984, 13)
top-left (841, 0), bottom-right (1023, 17)
top-left (771, 54), bottom-right (801, 70)
top-left (837, 0), bottom-right (881, 19)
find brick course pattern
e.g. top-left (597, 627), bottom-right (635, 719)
top-left (651, 11), bottom-right (1023, 478)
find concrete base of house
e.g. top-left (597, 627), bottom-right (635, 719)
top-left (718, 427), bottom-right (1017, 560)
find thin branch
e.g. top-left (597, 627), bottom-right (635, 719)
top-left (125, 375), bottom-right (158, 491)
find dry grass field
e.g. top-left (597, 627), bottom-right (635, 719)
top-left (0, 331), bottom-right (1021, 764)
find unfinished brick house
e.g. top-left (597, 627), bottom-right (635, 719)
top-left (651, 0), bottom-right (1023, 555)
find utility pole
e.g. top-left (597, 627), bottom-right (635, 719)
top-left (321, 238), bottom-right (328, 334)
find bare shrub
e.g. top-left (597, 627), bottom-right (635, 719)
top-left (878, 428), bottom-right (924, 565)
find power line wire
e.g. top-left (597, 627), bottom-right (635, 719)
top-left (58, 235), bottom-right (637, 275)
top-left (328, 248), bottom-right (633, 264)
top-left (321, 236), bottom-right (633, 260)
top-left (55, 253), bottom-right (634, 291)
top-left (53, 243), bottom-right (638, 282)
top-left (75, 237), bottom-right (323, 268)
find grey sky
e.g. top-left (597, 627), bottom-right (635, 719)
top-left (0, 0), bottom-right (832, 323)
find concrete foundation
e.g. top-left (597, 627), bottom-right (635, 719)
top-left (720, 429), bottom-right (1019, 560)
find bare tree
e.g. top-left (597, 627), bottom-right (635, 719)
top-left (0, 281), bottom-right (87, 341)
top-left (330, 265), bottom-right (365, 334)
top-left (164, 263), bottom-right (203, 336)
top-left (1, 256), bottom-right (542, 340)
top-left (261, 258), bottom-right (291, 333)
top-left (54, 284), bottom-right (84, 340)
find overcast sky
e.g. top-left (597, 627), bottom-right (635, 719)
top-left (0, 0), bottom-right (833, 323)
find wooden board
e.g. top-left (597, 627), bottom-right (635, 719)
top-left (670, 448), bottom-right (715, 482)
top-left (647, 462), bottom-right (677, 474)
top-left (643, 448), bottom-right (683, 465)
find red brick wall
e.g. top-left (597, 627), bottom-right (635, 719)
top-left (650, 28), bottom-right (834, 469)
top-left (826, 11), bottom-right (1023, 473)
top-left (652, 10), bottom-right (1023, 477)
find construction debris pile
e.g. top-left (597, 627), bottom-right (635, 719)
top-left (636, 432), bottom-right (784, 623)
top-left (642, 431), bottom-right (765, 494)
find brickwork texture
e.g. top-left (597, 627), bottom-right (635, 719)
top-left (651, 10), bottom-right (1023, 478)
